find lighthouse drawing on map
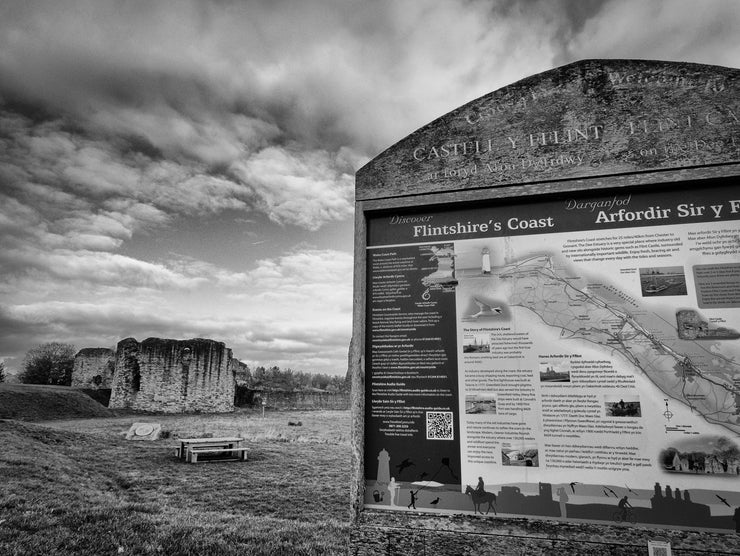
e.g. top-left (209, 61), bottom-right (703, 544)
top-left (481, 247), bottom-right (491, 274)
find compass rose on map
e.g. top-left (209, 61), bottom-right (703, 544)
top-left (663, 400), bottom-right (673, 422)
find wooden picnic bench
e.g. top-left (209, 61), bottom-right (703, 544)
top-left (174, 436), bottom-right (247, 463)
top-left (187, 446), bottom-right (248, 463)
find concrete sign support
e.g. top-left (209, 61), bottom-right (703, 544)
top-left (350, 60), bottom-right (740, 554)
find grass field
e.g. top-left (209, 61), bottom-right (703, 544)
top-left (0, 388), bottom-right (351, 555)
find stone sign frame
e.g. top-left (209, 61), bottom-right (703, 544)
top-left (349, 59), bottom-right (740, 554)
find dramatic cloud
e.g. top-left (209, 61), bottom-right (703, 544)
top-left (564, 0), bottom-right (740, 67)
top-left (231, 147), bottom-right (354, 230)
top-left (0, 248), bottom-right (353, 372)
top-left (0, 0), bottom-right (736, 373)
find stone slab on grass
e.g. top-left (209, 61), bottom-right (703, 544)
top-left (125, 422), bottom-right (162, 440)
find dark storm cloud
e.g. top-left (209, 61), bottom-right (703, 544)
top-left (0, 0), bottom-right (361, 240)
top-left (0, 0), bottom-right (563, 163)
top-left (0, 0), bottom-right (736, 373)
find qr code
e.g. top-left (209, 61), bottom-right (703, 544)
top-left (426, 411), bottom-right (453, 440)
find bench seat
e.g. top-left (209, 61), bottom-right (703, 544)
top-left (186, 446), bottom-right (248, 463)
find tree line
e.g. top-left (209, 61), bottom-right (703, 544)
top-left (18, 342), bottom-right (76, 386)
top-left (10, 342), bottom-right (348, 391)
top-left (245, 365), bottom-right (347, 392)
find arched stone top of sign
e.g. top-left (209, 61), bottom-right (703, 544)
top-left (356, 59), bottom-right (739, 201)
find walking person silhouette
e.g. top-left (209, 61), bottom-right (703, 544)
top-left (408, 489), bottom-right (419, 510)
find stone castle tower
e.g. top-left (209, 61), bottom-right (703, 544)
top-left (71, 347), bottom-right (116, 389)
top-left (108, 337), bottom-right (237, 413)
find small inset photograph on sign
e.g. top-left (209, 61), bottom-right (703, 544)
top-left (465, 393), bottom-right (497, 414)
top-left (676, 308), bottom-right (740, 340)
top-left (419, 243), bottom-right (458, 288)
top-left (604, 395), bottom-right (642, 417)
top-left (463, 332), bottom-right (490, 353)
top-left (453, 241), bottom-right (496, 278)
top-left (639, 266), bottom-right (687, 296)
top-left (502, 443), bottom-right (539, 467)
top-left (460, 296), bottom-right (506, 322)
top-left (659, 435), bottom-right (740, 476)
top-left (539, 360), bottom-right (571, 382)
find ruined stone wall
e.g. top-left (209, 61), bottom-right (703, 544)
top-left (350, 511), bottom-right (740, 555)
top-left (71, 348), bottom-right (115, 389)
top-left (255, 389), bottom-right (350, 410)
top-left (109, 337), bottom-right (236, 413)
top-left (232, 359), bottom-right (250, 385)
top-left (109, 337), bottom-right (141, 409)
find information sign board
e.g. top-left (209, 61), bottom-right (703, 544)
top-left (354, 59), bottom-right (740, 536)
top-left (364, 182), bottom-right (740, 530)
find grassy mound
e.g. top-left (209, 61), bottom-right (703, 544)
top-left (0, 384), bottom-right (113, 420)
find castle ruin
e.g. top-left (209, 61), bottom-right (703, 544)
top-left (107, 337), bottom-right (237, 413)
top-left (232, 358), bottom-right (250, 385)
top-left (71, 347), bottom-right (116, 389)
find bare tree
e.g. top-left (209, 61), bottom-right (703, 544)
top-left (19, 342), bottom-right (76, 386)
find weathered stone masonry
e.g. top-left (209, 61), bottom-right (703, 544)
top-left (71, 347), bottom-right (115, 389)
top-left (108, 337), bottom-right (236, 413)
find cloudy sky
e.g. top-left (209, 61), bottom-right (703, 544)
top-left (0, 0), bottom-right (738, 375)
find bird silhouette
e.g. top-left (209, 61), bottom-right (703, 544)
top-left (569, 482), bottom-right (580, 494)
top-left (395, 458), bottom-right (415, 474)
top-left (430, 497), bottom-right (440, 505)
top-left (470, 298), bottom-right (503, 319)
top-left (716, 494), bottom-right (731, 507)
top-left (604, 486), bottom-right (618, 497)
top-left (603, 489), bottom-right (610, 497)
top-left (625, 485), bottom-right (638, 496)
top-left (418, 472), bottom-right (429, 481)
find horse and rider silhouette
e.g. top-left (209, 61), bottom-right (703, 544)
top-left (465, 479), bottom-right (497, 515)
